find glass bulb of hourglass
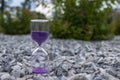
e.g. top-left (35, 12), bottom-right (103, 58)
top-left (31, 31), bottom-right (49, 46)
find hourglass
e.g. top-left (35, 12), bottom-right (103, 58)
top-left (30, 19), bottom-right (49, 74)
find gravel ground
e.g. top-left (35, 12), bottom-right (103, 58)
top-left (0, 34), bottom-right (120, 80)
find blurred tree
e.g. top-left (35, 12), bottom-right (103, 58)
top-left (21, 0), bottom-right (48, 19)
top-left (0, 0), bottom-right (13, 12)
top-left (0, 0), bottom-right (13, 26)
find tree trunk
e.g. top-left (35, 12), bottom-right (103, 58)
top-left (22, 0), bottom-right (31, 10)
top-left (0, 0), bottom-right (5, 27)
top-left (22, 0), bottom-right (27, 9)
top-left (1, 0), bottom-right (5, 13)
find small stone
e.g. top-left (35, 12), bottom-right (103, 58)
top-left (24, 75), bottom-right (33, 79)
top-left (61, 76), bottom-right (67, 80)
top-left (62, 61), bottom-right (73, 71)
top-left (68, 68), bottom-right (76, 76)
top-left (16, 78), bottom-right (25, 80)
top-left (67, 74), bottom-right (88, 80)
top-left (26, 79), bottom-right (33, 80)
top-left (61, 50), bottom-right (75, 56)
top-left (0, 66), bottom-right (3, 72)
top-left (1, 73), bottom-right (11, 80)
top-left (11, 65), bottom-right (25, 78)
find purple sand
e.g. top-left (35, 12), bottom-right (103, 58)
top-left (32, 67), bottom-right (48, 74)
top-left (31, 31), bottom-right (49, 45)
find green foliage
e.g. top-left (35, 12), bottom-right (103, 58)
top-left (71, 25), bottom-right (94, 40)
top-left (0, 7), bottom-right (36, 34)
top-left (50, 20), bottom-right (93, 40)
top-left (93, 24), bottom-right (114, 40)
top-left (51, 0), bottom-right (116, 40)
top-left (50, 20), bottom-right (72, 39)
top-left (112, 13), bottom-right (120, 35)
top-left (0, 25), bottom-right (4, 33)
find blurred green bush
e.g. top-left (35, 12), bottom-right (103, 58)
top-left (50, 20), bottom-right (94, 40)
top-left (51, 0), bottom-right (116, 40)
top-left (50, 20), bottom-right (72, 39)
top-left (111, 13), bottom-right (120, 35)
top-left (0, 7), bottom-right (36, 34)
top-left (93, 24), bottom-right (114, 40)
top-left (0, 25), bottom-right (4, 33)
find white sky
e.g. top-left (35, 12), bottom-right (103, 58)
top-left (10, 0), bottom-right (51, 7)
top-left (10, 0), bottom-right (24, 7)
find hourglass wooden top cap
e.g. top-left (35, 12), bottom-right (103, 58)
top-left (31, 19), bottom-right (49, 22)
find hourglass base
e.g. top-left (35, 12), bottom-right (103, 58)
top-left (31, 47), bottom-right (49, 74)
top-left (32, 67), bottom-right (48, 74)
